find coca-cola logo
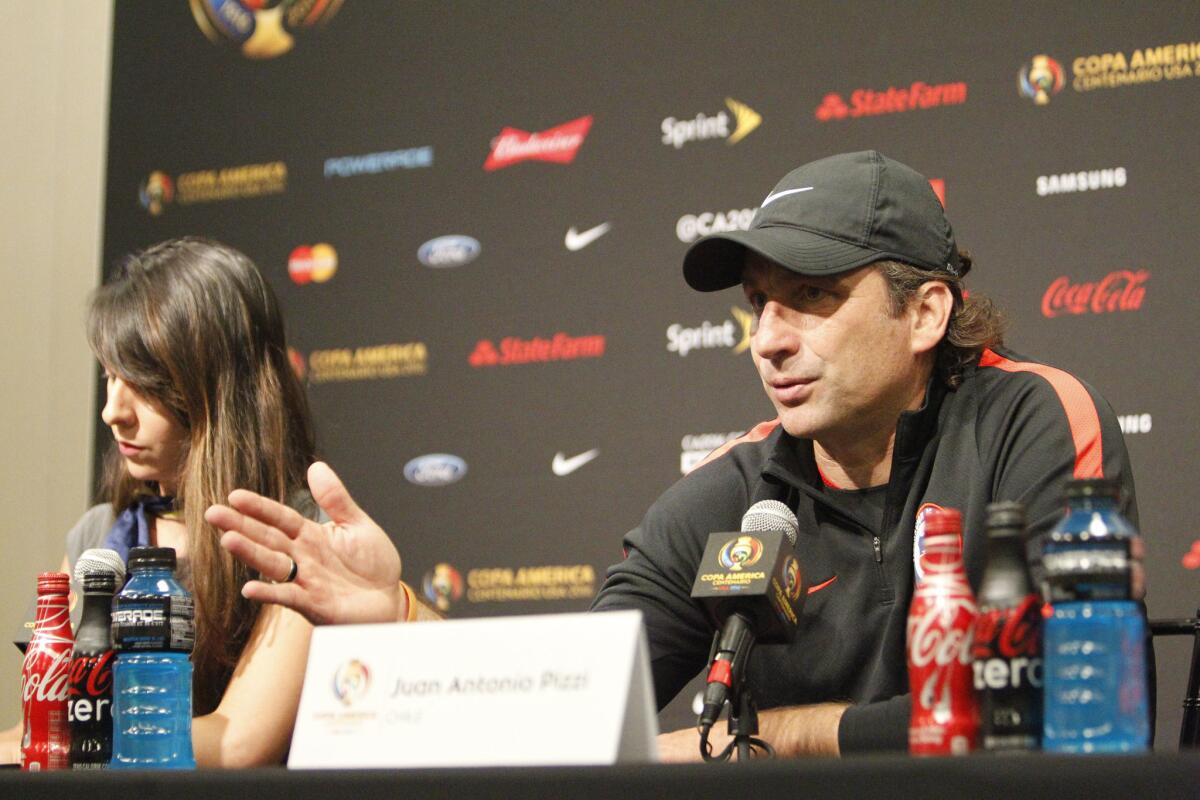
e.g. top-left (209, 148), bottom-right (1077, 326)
top-left (1041, 270), bottom-right (1149, 318)
top-left (21, 649), bottom-right (72, 703)
top-left (908, 596), bottom-right (976, 715)
top-left (67, 651), bottom-right (114, 697)
top-left (972, 596), bottom-right (1041, 660)
top-left (908, 597), bottom-right (977, 669)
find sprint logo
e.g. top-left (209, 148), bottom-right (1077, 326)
top-left (661, 98), bottom-right (762, 149)
top-left (666, 308), bottom-right (754, 357)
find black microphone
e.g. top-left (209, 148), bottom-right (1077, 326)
top-left (690, 500), bottom-right (804, 731)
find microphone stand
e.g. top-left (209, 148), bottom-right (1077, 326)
top-left (699, 632), bottom-right (776, 762)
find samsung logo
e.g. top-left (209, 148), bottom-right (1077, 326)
top-left (404, 454), bottom-right (468, 486)
top-left (418, 236), bottom-right (480, 268)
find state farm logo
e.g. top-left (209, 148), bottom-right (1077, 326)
top-left (468, 332), bottom-right (605, 367)
top-left (661, 98), bottom-right (761, 148)
top-left (667, 308), bottom-right (753, 357)
top-left (483, 115), bottom-right (593, 171)
top-left (288, 243), bottom-right (337, 284)
top-left (1037, 167), bottom-right (1126, 196)
top-left (1041, 270), bottom-right (1149, 318)
top-left (676, 208), bottom-right (756, 243)
top-left (815, 79), bottom-right (967, 121)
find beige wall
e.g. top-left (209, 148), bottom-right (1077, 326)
top-left (0, 2), bottom-right (113, 721)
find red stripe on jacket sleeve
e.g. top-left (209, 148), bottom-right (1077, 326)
top-left (978, 349), bottom-right (1104, 478)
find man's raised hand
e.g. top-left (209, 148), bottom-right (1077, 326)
top-left (206, 461), bottom-right (405, 625)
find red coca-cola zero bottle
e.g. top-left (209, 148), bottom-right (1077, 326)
top-left (908, 508), bottom-right (979, 755)
top-left (971, 501), bottom-right (1042, 752)
top-left (20, 572), bottom-right (74, 770)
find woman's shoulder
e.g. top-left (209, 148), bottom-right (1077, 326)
top-left (64, 503), bottom-right (115, 565)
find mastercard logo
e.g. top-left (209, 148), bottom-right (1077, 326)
top-left (288, 243), bottom-right (338, 285)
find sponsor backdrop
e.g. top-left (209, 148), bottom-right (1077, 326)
top-left (98, 1), bottom-right (1199, 745)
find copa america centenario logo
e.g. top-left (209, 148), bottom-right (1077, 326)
top-left (423, 563), bottom-right (464, 612)
top-left (783, 555), bottom-right (802, 602)
top-left (1018, 55), bottom-right (1065, 105)
top-left (332, 659), bottom-right (370, 706)
top-left (139, 171), bottom-right (174, 216)
top-left (718, 535), bottom-right (764, 572)
top-left (189, 0), bottom-right (344, 60)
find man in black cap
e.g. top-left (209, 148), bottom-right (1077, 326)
top-left (208, 151), bottom-right (1138, 758)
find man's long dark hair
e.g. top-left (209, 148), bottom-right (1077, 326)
top-left (879, 251), bottom-right (1008, 389)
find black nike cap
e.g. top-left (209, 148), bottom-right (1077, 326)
top-left (682, 150), bottom-right (965, 292)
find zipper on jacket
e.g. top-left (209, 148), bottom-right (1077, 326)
top-left (872, 535), bottom-right (882, 562)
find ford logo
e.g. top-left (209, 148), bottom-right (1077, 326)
top-left (404, 454), bottom-right (468, 486)
top-left (418, 236), bottom-right (480, 268)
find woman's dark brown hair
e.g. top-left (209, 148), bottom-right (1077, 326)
top-left (87, 237), bottom-right (315, 714)
top-left (878, 251), bottom-right (1008, 389)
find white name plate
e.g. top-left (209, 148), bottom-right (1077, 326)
top-left (288, 610), bottom-right (658, 768)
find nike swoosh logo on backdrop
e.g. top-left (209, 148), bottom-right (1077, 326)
top-left (760, 186), bottom-right (813, 207)
top-left (565, 222), bottom-right (611, 251)
top-left (552, 449), bottom-right (600, 476)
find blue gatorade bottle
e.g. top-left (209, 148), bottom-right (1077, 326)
top-left (109, 546), bottom-right (196, 768)
top-left (1042, 478), bottom-right (1148, 753)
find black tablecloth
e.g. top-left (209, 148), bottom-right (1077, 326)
top-left (3, 754), bottom-right (1199, 800)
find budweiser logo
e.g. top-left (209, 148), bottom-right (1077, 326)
top-left (22, 649), bottom-right (72, 703)
top-left (1041, 269), bottom-right (1149, 318)
top-left (483, 115), bottom-right (593, 171)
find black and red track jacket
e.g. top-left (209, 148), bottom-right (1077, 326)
top-left (591, 347), bottom-right (1139, 752)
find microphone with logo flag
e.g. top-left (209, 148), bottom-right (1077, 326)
top-left (690, 500), bottom-right (805, 760)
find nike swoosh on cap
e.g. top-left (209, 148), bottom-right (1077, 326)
top-left (760, 186), bottom-right (813, 208)
top-left (552, 449), bottom-right (600, 476)
top-left (565, 222), bottom-right (611, 251)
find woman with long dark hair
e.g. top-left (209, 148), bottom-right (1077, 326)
top-left (2, 237), bottom-right (320, 767)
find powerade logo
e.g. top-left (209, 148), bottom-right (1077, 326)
top-left (404, 454), bottom-right (467, 486)
top-left (419, 236), bottom-right (481, 268)
top-left (324, 146), bottom-right (433, 178)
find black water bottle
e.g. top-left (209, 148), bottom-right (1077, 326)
top-left (68, 548), bottom-right (124, 769)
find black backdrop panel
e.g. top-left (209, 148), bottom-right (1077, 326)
top-left (98, 1), bottom-right (1200, 746)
